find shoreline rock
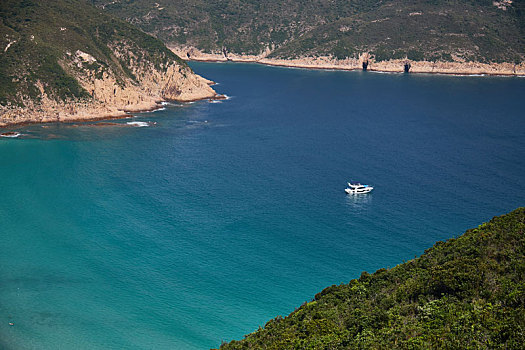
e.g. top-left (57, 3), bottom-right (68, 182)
top-left (170, 46), bottom-right (525, 77)
top-left (0, 131), bottom-right (21, 138)
top-left (0, 65), bottom-right (218, 128)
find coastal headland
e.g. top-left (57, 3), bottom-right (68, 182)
top-left (171, 46), bottom-right (525, 77)
top-left (0, 0), bottom-right (219, 128)
top-left (0, 63), bottom-right (219, 128)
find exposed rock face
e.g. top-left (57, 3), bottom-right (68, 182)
top-left (170, 45), bottom-right (525, 76)
top-left (0, 44), bottom-right (217, 127)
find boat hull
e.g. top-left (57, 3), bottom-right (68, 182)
top-left (345, 187), bottom-right (373, 194)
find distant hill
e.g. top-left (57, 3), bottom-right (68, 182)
top-left (93, 0), bottom-right (525, 64)
top-left (0, 0), bottom-right (215, 126)
top-left (219, 208), bottom-right (525, 349)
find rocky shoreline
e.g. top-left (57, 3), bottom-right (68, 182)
top-left (0, 62), bottom-right (219, 129)
top-left (0, 89), bottom-right (228, 130)
top-left (3, 46), bottom-right (522, 130)
top-left (170, 46), bottom-right (525, 77)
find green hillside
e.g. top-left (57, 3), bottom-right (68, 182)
top-left (220, 208), bottom-right (525, 349)
top-left (94, 0), bottom-right (525, 63)
top-left (0, 0), bottom-right (186, 107)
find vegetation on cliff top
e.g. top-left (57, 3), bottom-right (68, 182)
top-left (0, 0), bottom-right (186, 107)
top-left (94, 0), bottom-right (524, 64)
top-left (220, 208), bottom-right (525, 349)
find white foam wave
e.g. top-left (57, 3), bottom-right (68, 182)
top-left (369, 70), bottom-right (402, 75)
top-left (127, 121), bottom-right (149, 127)
top-left (159, 101), bottom-right (181, 108)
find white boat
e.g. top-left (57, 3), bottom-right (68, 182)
top-left (345, 181), bottom-right (373, 194)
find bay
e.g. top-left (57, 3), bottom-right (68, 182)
top-left (0, 62), bottom-right (524, 349)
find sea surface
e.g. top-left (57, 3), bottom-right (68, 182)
top-left (0, 62), bottom-right (524, 349)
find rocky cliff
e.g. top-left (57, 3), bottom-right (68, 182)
top-left (0, 0), bottom-right (217, 127)
top-left (171, 46), bottom-right (525, 76)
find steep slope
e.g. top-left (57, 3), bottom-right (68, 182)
top-left (94, 0), bottom-right (372, 54)
top-left (94, 0), bottom-right (524, 71)
top-left (270, 0), bottom-right (525, 64)
top-left (220, 208), bottom-right (525, 349)
top-left (0, 0), bottom-right (217, 127)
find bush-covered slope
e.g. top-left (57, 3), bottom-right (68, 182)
top-left (270, 0), bottom-right (525, 63)
top-left (0, 0), bottom-right (216, 126)
top-left (94, 0), bottom-right (370, 54)
top-left (0, 0), bottom-right (187, 107)
top-left (220, 208), bottom-right (525, 349)
top-left (94, 0), bottom-right (524, 63)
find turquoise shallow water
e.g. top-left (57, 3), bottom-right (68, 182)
top-left (0, 62), bottom-right (524, 349)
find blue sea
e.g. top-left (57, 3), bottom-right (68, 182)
top-left (0, 62), bottom-right (524, 349)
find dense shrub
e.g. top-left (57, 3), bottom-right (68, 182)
top-left (220, 208), bottom-right (525, 349)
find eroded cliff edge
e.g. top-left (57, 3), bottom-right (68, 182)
top-left (0, 0), bottom-right (217, 127)
top-left (0, 48), bottom-right (217, 127)
top-left (172, 46), bottom-right (525, 76)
